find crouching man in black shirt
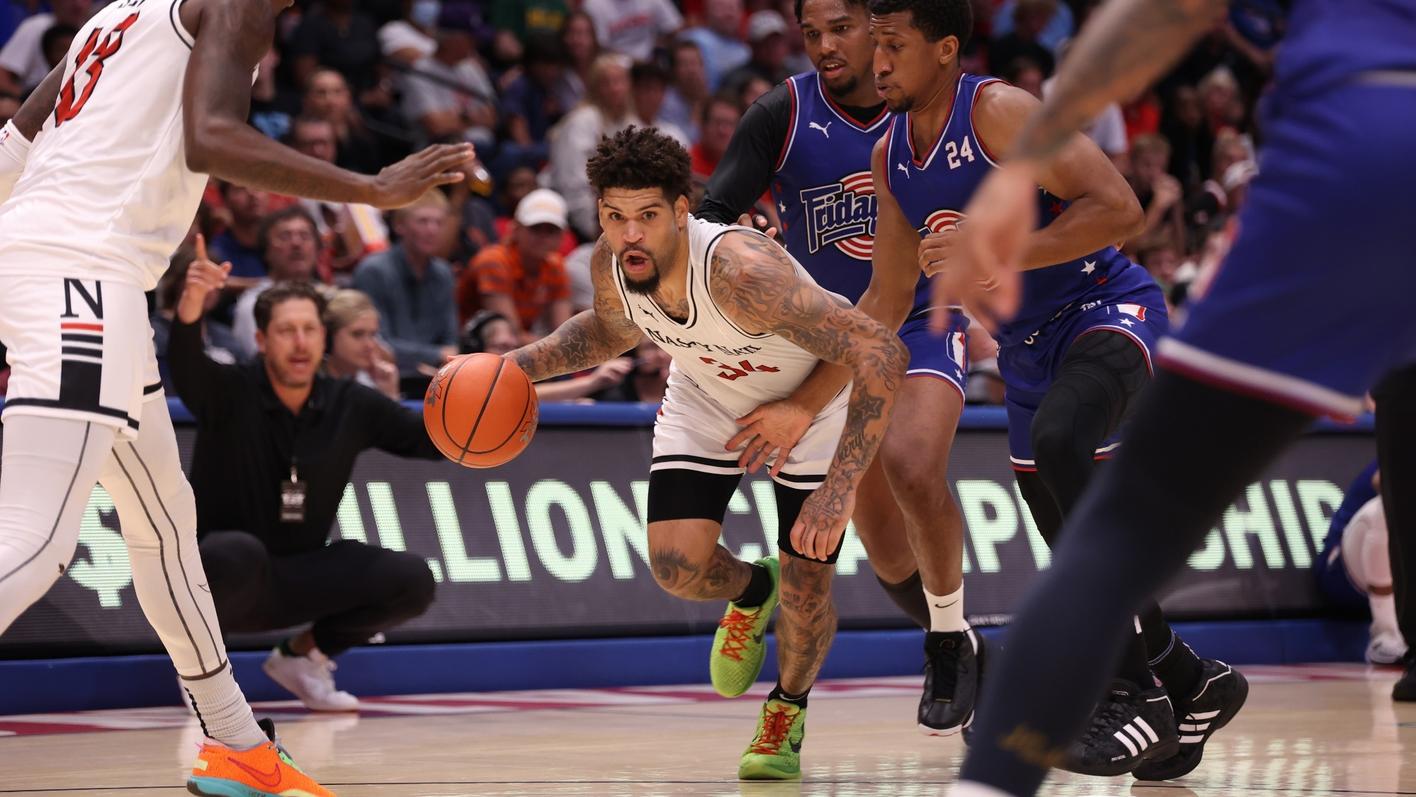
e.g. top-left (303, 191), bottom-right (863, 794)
top-left (170, 243), bottom-right (442, 711)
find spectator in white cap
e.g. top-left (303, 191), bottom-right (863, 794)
top-left (465, 189), bottom-right (575, 344)
top-left (721, 9), bottom-right (791, 91)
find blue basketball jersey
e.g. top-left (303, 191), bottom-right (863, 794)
top-left (882, 73), bottom-right (1155, 347)
top-left (1278, 0), bottom-right (1416, 96)
top-left (771, 72), bottom-right (930, 311)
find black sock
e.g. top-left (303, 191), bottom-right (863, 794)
top-left (1140, 603), bottom-right (1204, 704)
top-left (1115, 629), bottom-right (1158, 690)
top-left (733, 562), bottom-right (773, 608)
top-left (877, 570), bottom-right (931, 629)
top-left (278, 638), bottom-right (304, 658)
top-left (768, 682), bottom-right (810, 709)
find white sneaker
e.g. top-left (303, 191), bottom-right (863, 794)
top-left (1367, 631), bottom-right (1408, 665)
top-left (262, 646), bottom-right (360, 712)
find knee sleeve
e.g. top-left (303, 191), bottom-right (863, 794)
top-left (0, 416), bottom-right (115, 632)
top-left (1030, 331), bottom-right (1152, 510)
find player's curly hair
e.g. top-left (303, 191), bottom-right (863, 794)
top-left (586, 126), bottom-right (693, 204)
top-left (868, 0), bottom-right (973, 49)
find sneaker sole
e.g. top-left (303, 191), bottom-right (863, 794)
top-left (1133, 672), bottom-right (1250, 782)
top-left (917, 711), bottom-right (971, 737)
top-left (1066, 736), bottom-right (1180, 778)
top-left (738, 764), bottom-right (803, 780)
top-left (261, 661), bottom-right (360, 713)
top-left (187, 776), bottom-right (278, 797)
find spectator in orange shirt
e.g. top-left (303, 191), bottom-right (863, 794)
top-left (464, 189), bottom-right (574, 343)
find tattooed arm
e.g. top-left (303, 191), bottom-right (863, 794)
top-left (710, 231), bottom-right (908, 560)
top-left (1016, 0), bottom-right (1227, 163)
top-left (508, 237), bottom-right (643, 381)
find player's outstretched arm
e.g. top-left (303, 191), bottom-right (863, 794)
top-left (1014, 0), bottom-right (1227, 164)
top-left (182, 0), bottom-right (470, 208)
top-left (710, 231), bottom-right (908, 560)
top-left (507, 237), bottom-right (641, 382)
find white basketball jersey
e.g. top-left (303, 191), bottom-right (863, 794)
top-left (0, 0), bottom-right (206, 291)
top-left (611, 216), bottom-right (849, 419)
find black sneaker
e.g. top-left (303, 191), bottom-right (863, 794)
top-left (1134, 659), bottom-right (1249, 781)
top-left (1062, 680), bottom-right (1178, 777)
top-left (1394, 657), bottom-right (1416, 702)
top-left (918, 629), bottom-right (983, 736)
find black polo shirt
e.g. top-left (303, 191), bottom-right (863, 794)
top-left (169, 317), bottom-right (442, 555)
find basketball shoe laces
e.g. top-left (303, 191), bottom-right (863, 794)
top-left (717, 609), bottom-right (758, 662)
top-left (1079, 693), bottom-right (1131, 747)
top-left (750, 705), bottom-right (796, 755)
top-left (926, 643), bottom-right (959, 701)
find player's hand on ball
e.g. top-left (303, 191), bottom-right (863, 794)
top-left (790, 479), bottom-right (855, 562)
top-left (727, 399), bottom-right (811, 476)
top-left (177, 234), bottom-right (232, 324)
top-left (369, 143), bottom-right (475, 209)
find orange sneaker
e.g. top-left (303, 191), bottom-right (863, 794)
top-left (187, 720), bottom-right (335, 797)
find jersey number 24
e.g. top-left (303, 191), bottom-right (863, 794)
top-left (54, 13), bottom-right (139, 128)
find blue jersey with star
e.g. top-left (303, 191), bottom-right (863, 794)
top-left (882, 73), bottom-right (1154, 347)
top-left (770, 71), bottom-right (931, 312)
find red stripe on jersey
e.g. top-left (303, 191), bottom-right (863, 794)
top-left (60, 322), bottom-right (104, 331)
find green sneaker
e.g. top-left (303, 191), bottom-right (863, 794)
top-left (710, 557), bottom-right (780, 697)
top-left (738, 698), bottom-right (807, 780)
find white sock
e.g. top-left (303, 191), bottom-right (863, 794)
top-left (1370, 591), bottom-right (1400, 638)
top-left (951, 781), bottom-right (1018, 797)
top-left (181, 664), bottom-right (267, 750)
top-left (925, 585), bottom-right (968, 632)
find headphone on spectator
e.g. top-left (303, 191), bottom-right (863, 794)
top-left (460, 310), bottom-right (511, 354)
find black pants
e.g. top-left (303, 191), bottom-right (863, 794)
top-left (1375, 364), bottom-right (1416, 645)
top-left (199, 532), bottom-right (436, 656)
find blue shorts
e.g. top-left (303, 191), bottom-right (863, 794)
top-left (901, 307), bottom-right (968, 399)
top-left (999, 287), bottom-right (1169, 469)
top-left (1158, 79), bottom-right (1416, 419)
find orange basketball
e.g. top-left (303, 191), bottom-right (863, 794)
top-left (423, 353), bottom-right (538, 468)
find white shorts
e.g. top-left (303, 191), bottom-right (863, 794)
top-left (0, 275), bottom-right (160, 439)
top-left (650, 371), bottom-right (848, 490)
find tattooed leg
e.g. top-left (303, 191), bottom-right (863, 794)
top-left (776, 553), bottom-right (837, 695)
top-left (648, 519), bottom-right (752, 601)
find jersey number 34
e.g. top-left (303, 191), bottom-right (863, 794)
top-left (54, 13), bottom-right (140, 128)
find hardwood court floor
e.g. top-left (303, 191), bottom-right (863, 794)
top-left (1, 664), bottom-right (1413, 796)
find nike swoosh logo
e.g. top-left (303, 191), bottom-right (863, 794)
top-left (932, 600), bottom-right (959, 609)
top-left (226, 756), bottom-right (282, 789)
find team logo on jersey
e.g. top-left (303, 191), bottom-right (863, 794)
top-left (799, 171), bottom-right (877, 261)
top-left (919, 209), bottom-right (966, 237)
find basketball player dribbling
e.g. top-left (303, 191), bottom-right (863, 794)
top-left (507, 126), bottom-right (906, 780)
top-left (697, 0), bottom-right (985, 736)
top-left (930, 1), bottom-right (1416, 795)
top-left (867, 0), bottom-right (1239, 778)
top-left (0, 0), bottom-right (471, 793)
